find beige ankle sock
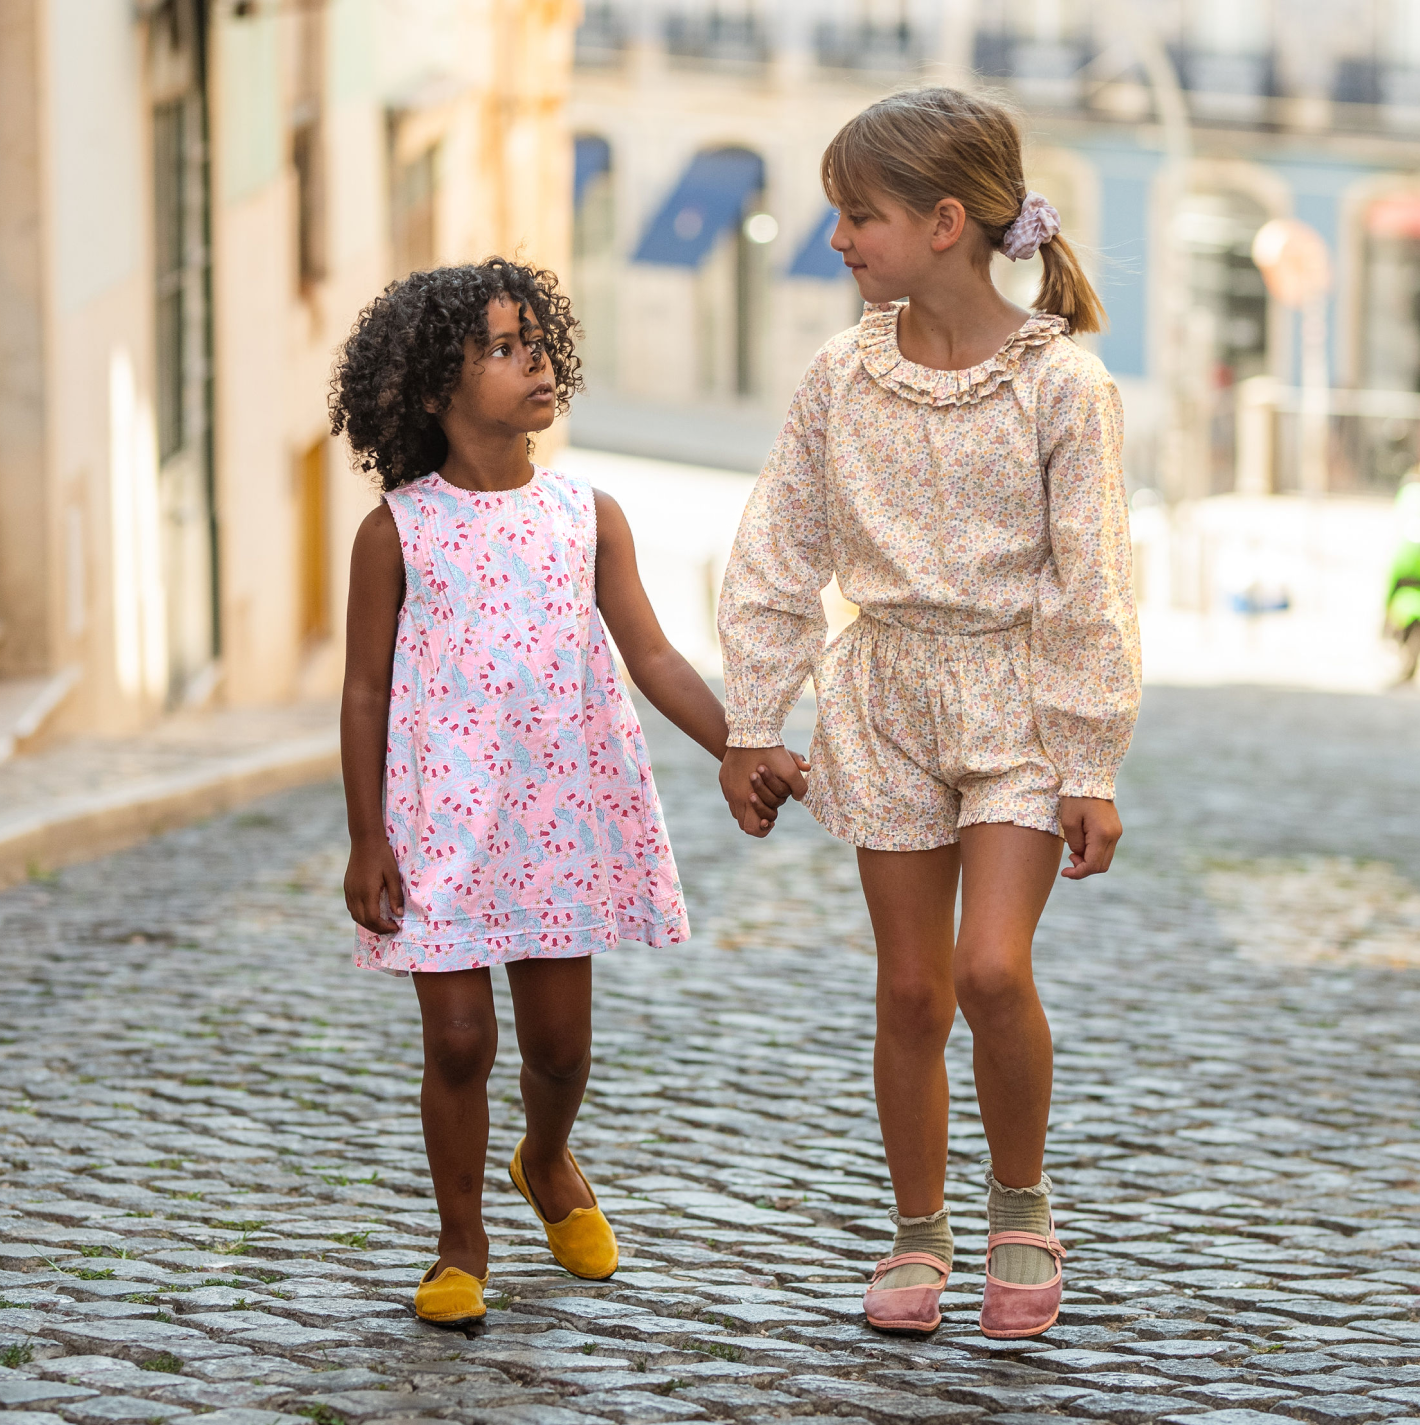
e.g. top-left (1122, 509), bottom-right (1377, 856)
top-left (985, 1165), bottom-right (1055, 1286)
top-left (875, 1205), bottom-right (954, 1290)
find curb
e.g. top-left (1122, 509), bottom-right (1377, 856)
top-left (0, 734), bottom-right (340, 889)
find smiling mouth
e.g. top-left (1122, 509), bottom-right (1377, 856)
top-left (530, 384), bottom-right (554, 398)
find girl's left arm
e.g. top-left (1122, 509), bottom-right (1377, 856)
top-left (592, 489), bottom-right (798, 834)
top-left (1031, 357), bottom-right (1143, 874)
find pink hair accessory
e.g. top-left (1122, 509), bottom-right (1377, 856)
top-left (1001, 192), bottom-right (1060, 261)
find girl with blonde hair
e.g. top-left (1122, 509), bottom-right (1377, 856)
top-left (718, 89), bottom-right (1140, 1338)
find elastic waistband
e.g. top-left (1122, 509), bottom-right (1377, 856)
top-left (859, 607), bottom-right (1030, 640)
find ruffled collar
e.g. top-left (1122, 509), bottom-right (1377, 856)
top-left (856, 303), bottom-right (1069, 407)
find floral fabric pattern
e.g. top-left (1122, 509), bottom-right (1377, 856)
top-left (718, 303), bottom-right (1141, 814)
top-left (356, 468), bottom-right (688, 975)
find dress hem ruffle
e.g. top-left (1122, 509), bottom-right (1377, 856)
top-left (354, 907), bottom-right (688, 977)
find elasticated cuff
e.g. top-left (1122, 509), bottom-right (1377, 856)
top-left (1058, 774), bottom-right (1116, 801)
top-left (724, 721), bottom-right (785, 749)
top-left (983, 1161), bottom-right (1053, 1196)
top-left (890, 1205), bottom-right (951, 1227)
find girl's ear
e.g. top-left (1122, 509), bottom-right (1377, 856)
top-left (421, 394), bottom-right (441, 414)
top-left (929, 197), bottom-right (967, 253)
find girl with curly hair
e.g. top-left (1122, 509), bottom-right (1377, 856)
top-left (332, 259), bottom-right (804, 1326)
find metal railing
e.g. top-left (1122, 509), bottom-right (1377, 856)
top-left (1235, 376), bottom-right (1420, 495)
top-left (814, 20), bottom-right (922, 73)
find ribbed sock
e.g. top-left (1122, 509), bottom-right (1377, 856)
top-left (875, 1205), bottom-right (954, 1290)
top-left (985, 1164), bottom-right (1055, 1285)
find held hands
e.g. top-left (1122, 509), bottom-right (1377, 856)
top-left (720, 745), bottom-right (811, 838)
top-left (345, 836), bottom-right (406, 934)
top-left (1058, 796), bottom-right (1123, 879)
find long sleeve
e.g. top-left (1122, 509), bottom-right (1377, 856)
top-left (717, 362), bottom-right (834, 747)
top-left (1029, 360), bottom-right (1142, 800)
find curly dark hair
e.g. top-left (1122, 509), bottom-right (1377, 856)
top-left (329, 258), bottom-right (583, 490)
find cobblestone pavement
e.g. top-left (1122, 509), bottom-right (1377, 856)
top-left (3, 686), bottom-right (1420, 1425)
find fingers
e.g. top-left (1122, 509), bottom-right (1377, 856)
top-left (750, 768), bottom-right (787, 808)
top-left (780, 759), bottom-right (809, 800)
top-left (720, 784), bottom-right (773, 835)
top-left (345, 848), bottom-right (406, 934)
top-left (348, 891), bottom-right (402, 935)
top-left (1058, 803), bottom-right (1122, 880)
top-left (748, 790), bottom-right (780, 822)
top-left (384, 861), bottom-right (406, 919)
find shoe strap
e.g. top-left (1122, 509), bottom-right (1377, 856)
top-left (870, 1250), bottom-right (951, 1287)
top-left (985, 1229), bottom-right (1067, 1267)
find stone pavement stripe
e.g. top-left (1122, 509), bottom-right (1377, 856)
top-left (0, 733), bottom-right (339, 890)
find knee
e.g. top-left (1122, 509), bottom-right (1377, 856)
top-left (878, 972), bottom-right (955, 1046)
top-left (953, 955), bottom-right (1035, 1023)
top-left (522, 1031), bottom-right (590, 1084)
top-left (424, 1016), bottom-right (496, 1088)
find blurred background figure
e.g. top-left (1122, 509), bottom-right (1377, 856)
top-left (1386, 475), bottom-right (1420, 681)
top-left (6, 0), bottom-right (1420, 772)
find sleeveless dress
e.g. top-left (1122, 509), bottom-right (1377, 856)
top-left (354, 467), bottom-right (689, 975)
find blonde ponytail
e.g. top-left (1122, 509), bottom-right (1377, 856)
top-left (822, 87), bottom-right (1107, 335)
top-left (1036, 231), bottom-right (1104, 335)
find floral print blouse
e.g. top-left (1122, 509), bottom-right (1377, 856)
top-left (717, 304), bottom-right (1142, 801)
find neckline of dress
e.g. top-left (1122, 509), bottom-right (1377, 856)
top-left (856, 302), bottom-right (1069, 409)
top-left (427, 465), bottom-right (546, 501)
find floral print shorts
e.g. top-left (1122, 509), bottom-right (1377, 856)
top-left (803, 614), bottom-right (1062, 852)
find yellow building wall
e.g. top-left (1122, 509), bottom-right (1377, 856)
top-left (0, 0), bottom-right (579, 741)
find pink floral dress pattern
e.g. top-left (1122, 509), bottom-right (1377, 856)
top-left (355, 467), bottom-right (689, 975)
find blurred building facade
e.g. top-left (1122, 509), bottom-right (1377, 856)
top-left (567, 0), bottom-right (1420, 511)
top-left (0, 0), bottom-right (577, 749)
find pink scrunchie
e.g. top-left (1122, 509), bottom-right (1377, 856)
top-left (1001, 192), bottom-right (1061, 261)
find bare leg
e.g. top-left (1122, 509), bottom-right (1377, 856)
top-left (412, 968), bottom-right (498, 1277)
top-left (506, 956), bottom-right (596, 1222)
top-left (857, 844), bottom-right (961, 1218)
top-left (953, 823), bottom-right (1061, 1188)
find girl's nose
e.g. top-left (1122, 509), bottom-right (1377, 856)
top-left (829, 212), bottom-right (852, 253)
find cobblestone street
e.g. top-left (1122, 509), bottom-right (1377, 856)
top-left (3, 686), bottom-right (1420, 1425)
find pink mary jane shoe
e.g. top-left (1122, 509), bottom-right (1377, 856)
top-left (979, 1226), bottom-right (1067, 1339)
top-left (863, 1251), bottom-right (950, 1335)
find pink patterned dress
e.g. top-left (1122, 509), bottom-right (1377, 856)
top-left (355, 467), bottom-right (689, 975)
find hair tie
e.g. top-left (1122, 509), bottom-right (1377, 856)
top-left (1002, 192), bottom-right (1061, 261)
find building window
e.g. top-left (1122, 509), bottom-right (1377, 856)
top-left (291, 9), bottom-right (326, 290)
top-left (817, 0), bottom-right (919, 72)
top-left (573, 135), bottom-right (615, 385)
top-left (576, 1), bottom-right (627, 66)
top-left (1175, 190), bottom-right (1271, 494)
top-left (296, 437), bottom-right (330, 644)
top-left (1353, 193), bottom-right (1420, 488)
top-left (292, 120), bottom-right (327, 287)
top-left (392, 144), bottom-right (438, 276)
top-left (665, 3), bottom-right (768, 65)
top-left (154, 99), bottom-right (186, 464)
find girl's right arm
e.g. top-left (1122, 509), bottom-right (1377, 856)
top-left (341, 503), bottom-right (406, 934)
top-left (717, 359), bottom-right (833, 821)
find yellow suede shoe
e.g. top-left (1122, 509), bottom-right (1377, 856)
top-left (509, 1137), bottom-right (618, 1280)
top-left (413, 1263), bottom-right (488, 1325)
